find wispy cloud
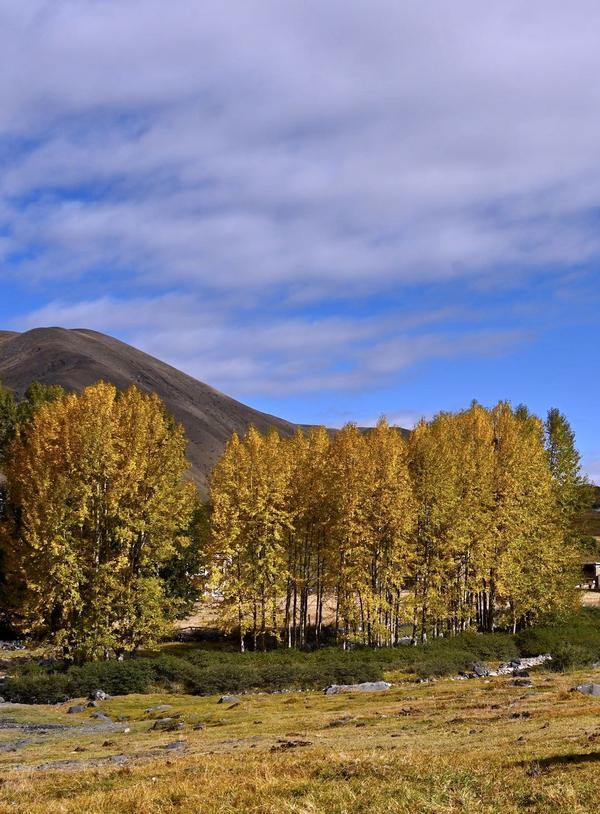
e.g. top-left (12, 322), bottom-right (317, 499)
top-left (1, 1), bottom-right (599, 449)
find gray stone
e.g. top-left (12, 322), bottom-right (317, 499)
top-left (145, 703), bottom-right (173, 713)
top-left (574, 683), bottom-right (600, 697)
top-left (193, 723), bottom-right (205, 731)
top-left (471, 662), bottom-right (491, 678)
top-left (163, 740), bottom-right (187, 750)
top-left (89, 690), bottom-right (111, 702)
top-left (0, 697), bottom-right (5, 704)
top-left (218, 695), bottom-right (241, 704)
top-left (324, 681), bottom-right (391, 695)
top-left (329, 715), bottom-right (353, 727)
top-left (67, 704), bottom-right (86, 714)
top-left (512, 678), bottom-right (533, 687)
top-left (152, 718), bottom-right (185, 732)
top-left (592, 661), bottom-right (600, 670)
top-left (90, 712), bottom-right (111, 721)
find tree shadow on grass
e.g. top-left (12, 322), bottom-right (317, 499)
top-left (518, 751), bottom-right (600, 769)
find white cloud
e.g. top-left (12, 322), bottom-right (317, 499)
top-left (2, 2), bottom-right (600, 296)
top-left (15, 295), bottom-right (522, 397)
top-left (2, 0), bottom-right (599, 432)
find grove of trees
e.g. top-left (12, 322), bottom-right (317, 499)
top-left (210, 403), bottom-right (587, 650)
top-left (0, 381), bottom-right (589, 660)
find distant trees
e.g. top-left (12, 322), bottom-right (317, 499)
top-left (210, 403), bottom-right (584, 650)
top-left (0, 382), bottom-right (198, 661)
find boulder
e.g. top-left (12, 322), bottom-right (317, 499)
top-left (67, 704), bottom-right (86, 714)
top-left (90, 712), bottom-right (111, 721)
top-left (152, 718), bottom-right (185, 732)
top-left (574, 683), bottom-right (600, 697)
top-left (511, 678), bottom-right (533, 687)
top-left (145, 704), bottom-right (173, 714)
top-left (218, 695), bottom-right (241, 704)
top-left (324, 681), bottom-right (391, 696)
top-left (89, 689), bottom-right (111, 702)
top-left (162, 740), bottom-right (187, 750)
top-left (329, 715), bottom-right (353, 727)
top-left (471, 662), bottom-right (491, 678)
top-left (193, 723), bottom-right (205, 731)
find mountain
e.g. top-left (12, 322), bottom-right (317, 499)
top-left (0, 327), bottom-right (296, 493)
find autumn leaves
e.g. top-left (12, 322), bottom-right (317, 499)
top-left (0, 383), bottom-right (197, 661)
top-left (0, 383), bottom-right (584, 660)
top-left (210, 405), bottom-right (582, 650)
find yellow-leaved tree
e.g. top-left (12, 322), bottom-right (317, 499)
top-left (210, 427), bottom-right (292, 651)
top-left (0, 382), bottom-right (197, 661)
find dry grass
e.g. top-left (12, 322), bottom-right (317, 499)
top-left (0, 667), bottom-right (599, 812)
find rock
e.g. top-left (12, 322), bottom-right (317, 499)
top-left (151, 718), bottom-right (185, 732)
top-left (512, 678), bottom-right (533, 687)
top-left (87, 701), bottom-right (99, 708)
top-left (89, 690), bottom-right (111, 702)
top-left (270, 739), bottom-right (312, 752)
top-left (592, 661), bottom-right (600, 670)
top-left (218, 695), bottom-right (241, 704)
top-left (102, 740), bottom-right (115, 747)
top-left (162, 740), bottom-right (186, 750)
top-left (193, 723), bottom-right (205, 731)
top-left (145, 704), bottom-right (173, 714)
top-left (0, 640), bottom-right (26, 652)
top-left (73, 746), bottom-right (87, 753)
top-left (323, 681), bottom-right (392, 696)
top-left (328, 715), bottom-right (353, 727)
top-left (513, 669), bottom-right (530, 678)
top-left (574, 683), bottom-right (600, 697)
top-left (398, 636), bottom-right (414, 646)
top-left (90, 712), bottom-right (111, 721)
top-left (471, 662), bottom-right (491, 678)
top-left (117, 716), bottom-right (130, 722)
top-left (0, 697), bottom-right (5, 704)
top-left (67, 705), bottom-right (86, 714)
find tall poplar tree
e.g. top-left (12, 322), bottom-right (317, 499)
top-left (0, 382), bottom-right (197, 660)
top-left (545, 407), bottom-right (590, 540)
top-left (210, 427), bottom-right (292, 651)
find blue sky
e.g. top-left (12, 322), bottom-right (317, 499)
top-left (0, 1), bottom-right (598, 482)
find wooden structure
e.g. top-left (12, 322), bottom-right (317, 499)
top-left (581, 562), bottom-right (600, 591)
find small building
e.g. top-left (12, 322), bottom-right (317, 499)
top-left (581, 562), bottom-right (600, 591)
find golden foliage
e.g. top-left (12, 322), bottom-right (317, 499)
top-left (0, 382), bottom-right (196, 660)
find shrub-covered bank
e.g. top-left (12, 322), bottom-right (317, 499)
top-left (3, 610), bottom-right (599, 704)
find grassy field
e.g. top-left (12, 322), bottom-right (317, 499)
top-left (0, 666), bottom-right (599, 813)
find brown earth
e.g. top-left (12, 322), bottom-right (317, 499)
top-left (0, 327), bottom-right (296, 494)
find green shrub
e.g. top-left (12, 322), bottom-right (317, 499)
top-left (516, 609), bottom-right (600, 660)
top-left (549, 642), bottom-right (597, 671)
top-left (3, 611), bottom-right (598, 703)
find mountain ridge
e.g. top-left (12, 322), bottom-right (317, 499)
top-left (0, 327), bottom-right (296, 493)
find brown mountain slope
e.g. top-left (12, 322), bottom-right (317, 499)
top-left (0, 327), bottom-right (296, 493)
